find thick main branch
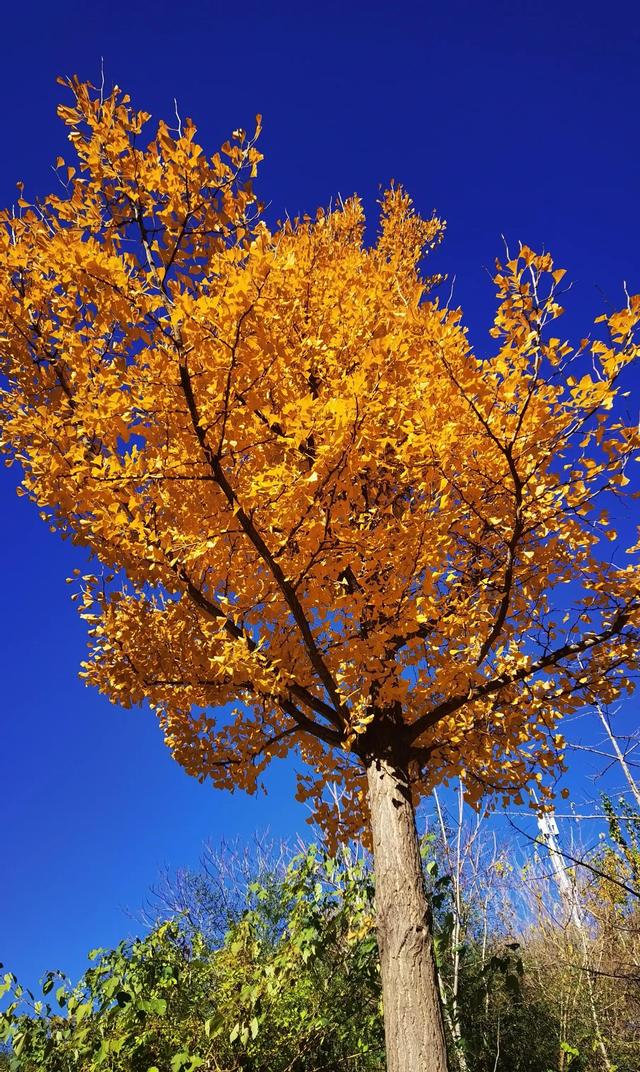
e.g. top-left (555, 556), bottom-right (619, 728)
top-left (178, 358), bottom-right (347, 723)
top-left (407, 608), bottom-right (635, 744)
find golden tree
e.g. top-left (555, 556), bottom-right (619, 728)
top-left (1, 79), bottom-right (639, 1071)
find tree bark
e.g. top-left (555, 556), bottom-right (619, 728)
top-left (367, 754), bottom-right (449, 1072)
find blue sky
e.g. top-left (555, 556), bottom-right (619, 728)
top-left (1, 0), bottom-right (639, 993)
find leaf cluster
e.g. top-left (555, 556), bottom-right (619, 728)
top-left (1, 79), bottom-right (639, 840)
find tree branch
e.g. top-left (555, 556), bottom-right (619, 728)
top-left (407, 607), bottom-right (636, 743)
top-left (178, 357), bottom-right (347, 723)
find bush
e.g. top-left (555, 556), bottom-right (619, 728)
top-left (2, 804), bottom-right (639, 1071)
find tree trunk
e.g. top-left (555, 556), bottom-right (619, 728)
top-left (367, 754), bottom-right (449, 1072)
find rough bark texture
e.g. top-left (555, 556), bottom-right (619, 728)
top-left (367, 755), bottom-right (449, 1072)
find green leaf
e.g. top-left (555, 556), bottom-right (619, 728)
top-left (560, 1042), bottom-right (580, 1057)
top-left (75, 1001), bottom-right (92, 1023)
top-left (12, 1031), bottom-right (26, 1057)
top-left (204, 1012), bottom-right (224, 1038)
top-left (139, 997), bottom-right (167, 1016)
top-left (170, 1052), bottom-right (204, 1072)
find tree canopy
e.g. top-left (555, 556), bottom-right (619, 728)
top-left (1, 77), bottom-right (639, 841)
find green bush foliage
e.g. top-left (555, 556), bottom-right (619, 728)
top-left (1, 846), bottom-right (383, 1072)
top-left (1, 804), bottom-right (638, 1072)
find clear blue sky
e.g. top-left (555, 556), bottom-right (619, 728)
top-left (1, 0), bottom-right (639, 993)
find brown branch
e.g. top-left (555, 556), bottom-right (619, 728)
top-left (476, 469), bottom-right (523, 668)
top-left (407, 607), bottom-right (635, 743)
top-left (196, 724), bottom-right (302, 772)
top-left (507, 817), bottom-right (640, 901)
top-left (144, 669), bottom-right (339, 748)
top-left (123, 191), bottom-right (347, 738)
top-left (278, 696), bottom-right (340, 746)
top-left (172, 564), bottom-right (342, 733)
top-left (178, 357), bottom-right (347, 723)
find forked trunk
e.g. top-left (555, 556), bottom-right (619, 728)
top-left (367, 755), bottom-right (449, 1072)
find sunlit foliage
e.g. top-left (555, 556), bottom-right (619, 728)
top-left (1, 78), bottom-right (639, 841)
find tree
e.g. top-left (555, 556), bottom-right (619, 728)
top-left (1, 77), bottom-right (639, 1072)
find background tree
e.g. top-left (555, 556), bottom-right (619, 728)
top-left (1, 78), bottom-right (639, 1071)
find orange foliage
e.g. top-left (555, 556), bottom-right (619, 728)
top-left (1, 78), bottom-right (639, 840)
